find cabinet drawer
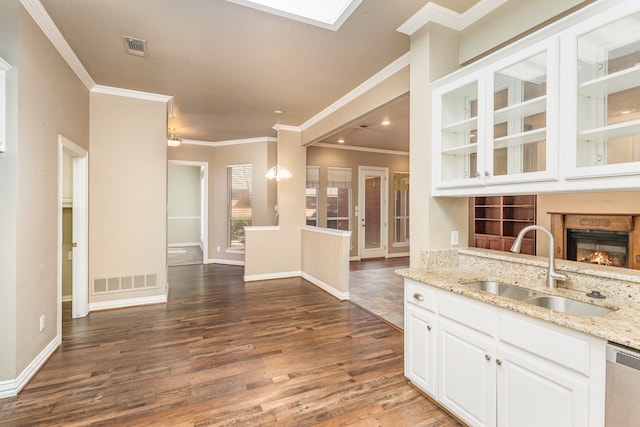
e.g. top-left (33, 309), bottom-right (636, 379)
top-left (439, 291), bottom-right (495, 336)
top-left (405, 279), bottom-right (436, 312)
top-left (500, 312), bottom-right (591, 376)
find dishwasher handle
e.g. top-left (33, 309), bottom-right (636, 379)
top-left (607, 342), bottom-right (640, 371)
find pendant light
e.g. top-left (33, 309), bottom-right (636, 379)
top-left (167, 128), bottom-right (182, 147)
top-left (265, 110), bottom-right (292, 181)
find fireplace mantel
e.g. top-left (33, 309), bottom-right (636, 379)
top-left (549, 213), bottom-right (640, 270)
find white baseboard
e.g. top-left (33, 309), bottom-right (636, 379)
top-left (387, 252), bottom-right (410, 258)
top-left (0, 335), bottom-right (60, 399)
top-left (168, 242), bottom-right (201, 247)
top-left (244, 271), bottom-right (301, 282)
top-left (206, 258), bottom-right (245, 266)
top-left (350, 256), bottom-right (361, 261)
top-left (300, 272), bottom-right (350, 301)
top-left (89, 294), bottom-right (167, 312)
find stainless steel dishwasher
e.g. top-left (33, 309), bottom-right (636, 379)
top-left (606, 342), bottom-right (640, 426)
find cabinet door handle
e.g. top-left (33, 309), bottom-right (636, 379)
top-left (496, 359), bottom-right (503, 366)
top-left (427, 325), bottom-right (432, 331)
top-left (484, 171), bottom-right (491, 177)
top-left (485, 354), bottom-right (491, 361)
top-left (413, 293), bottom-right (424, 301)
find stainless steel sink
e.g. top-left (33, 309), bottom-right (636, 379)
top-left (523, 295), bottom-right (613, 317)
top-left (463, 281), bottom-right (537, 300)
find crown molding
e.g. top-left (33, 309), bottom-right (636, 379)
top-left (20, 0), bottom-right (95, 89)
top-left (311, 142), bottom-right (408, 156)
top-left (273, 124), bottom-right (301, 132)
top-left (0, 57), bottom-right (11, 71)
top-left (299, 52), bottom-right (410, 131)
top-left (182, 136), bottom-right (276, 147)
top-left (91, 85), bottom-right (173, 103)
top-left (397, 0), bottom-right (508, 35)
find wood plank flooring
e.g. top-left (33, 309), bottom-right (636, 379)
top-left (0, 264), bottom-right (459, 426)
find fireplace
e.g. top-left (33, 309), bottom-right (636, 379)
top-left (550, 213), bottom-right (640, 270)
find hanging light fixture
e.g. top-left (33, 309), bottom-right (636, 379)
top-left (265, 110), bottom-right (292, 181)
top-left (167, 128), bottom-right (182, 147)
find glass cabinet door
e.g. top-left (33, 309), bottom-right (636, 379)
top-left (490, 49), bottom-right (549, 179)
top-left (438, 79), bottom-right (481, 183)
top-left (576, 11), bottom-right (640, 171)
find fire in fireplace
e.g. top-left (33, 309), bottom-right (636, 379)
top-left (566, 229), bottom-right (629, 268)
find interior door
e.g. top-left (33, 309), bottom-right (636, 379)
top-left (359, 167), bottom-right (387, 259)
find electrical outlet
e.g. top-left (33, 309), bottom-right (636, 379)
top-left (68, 251), bottom-right (73, 260)
top-left (39, 315), bottom-right (45, 332)
top-left (216, 246), bottom-right (221, 252)
top-left (451, 230), bottom-right (459, 246)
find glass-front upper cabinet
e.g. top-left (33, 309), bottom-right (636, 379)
top-left (489, 47), bottom-right (553, 181)
top-left (570, 8), bottom-right (640, 177)
top-left (432, 40), bottom-right (556, 193)
top-left (435, 75), bottom-right (482, 187)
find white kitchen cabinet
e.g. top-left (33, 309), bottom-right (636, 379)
top-left (438, 317), bottom-right (496, 427)
top-left (431, 0), bottom-right (640, 196)
top-left (403, 278), bottom-right (606, 427)
top-left (432, 39), bottom-right (557, 194)
top-left (405, 303), bottom-right (437, 396)
top-left (562, 4), bottom-right (640, 180)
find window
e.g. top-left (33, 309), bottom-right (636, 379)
top-left (326, 167), bottom-right (351, 231)
top-left (393, 172), bottom-right (409, 246)
top-left (306, 165), bottom-right (319, 226)
top-left (227, 164), bottom-right (252, 249)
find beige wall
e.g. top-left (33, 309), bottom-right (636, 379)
top-left (245, 129), bottom-right (306, 277)
top-left (306, 145), bottom-right (410, 258)
top-left (409, 23), bottom-right (470, 267)
top-left (7, 5), bottom-right (89, 381)
top-left (168, 141), bottom-right (276, 263)
top-left (536, 191), bottom-right (640, 257)
top-left (459, 0), bottom-right (593, 64)
top-left (89, 92), bottom-right (167, 303)
top-left (301, 227), bottom-right (351, 298)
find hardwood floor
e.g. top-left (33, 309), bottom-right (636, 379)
top-left (0, 264), bottom-right (459, 426)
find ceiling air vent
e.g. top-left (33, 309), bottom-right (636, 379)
top-left (122, 35), bottom-right (147, 57)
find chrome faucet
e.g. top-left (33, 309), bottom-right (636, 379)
top-left (510, 225), bottom-right (569, 289)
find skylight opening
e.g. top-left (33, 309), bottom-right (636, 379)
top-left (226, 0), bottom-right (362, 30)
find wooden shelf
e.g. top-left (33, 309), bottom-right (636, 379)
top-left (473, 195), bottom-right (536, 255)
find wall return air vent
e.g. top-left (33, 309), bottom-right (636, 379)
top-left (122, 35), bottom-right (147, 57)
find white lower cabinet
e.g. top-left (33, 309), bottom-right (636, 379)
top-left (403, 278), bottom-right (606, 427)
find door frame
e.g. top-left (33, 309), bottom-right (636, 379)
top-left (57, 135), bottom-right (89, 333)
top-left (168, 160), bottom-right (209, 263)
top-left (358, 166), bottom-right (388, 259)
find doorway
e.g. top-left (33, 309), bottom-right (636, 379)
top-left (57, 135), bottom-right (89, 336)
top-left (167, 160), bottom-right (208, 266)
top-left (358, 166), bottom-right (388, 259)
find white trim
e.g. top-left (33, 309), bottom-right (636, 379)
top-left (91, 85), bottom-right (173, 104)
top-left (20, 0), bottom-right (95, 89)
top-left (312, 142), bottom-right (409, 156)
top-left (299, 53), bottom-right (410, 132)
top-left (300, 225), bottom-right (351, 238)
top-left (273, 124), bottom-right (302, 133)
top-left (225, 0), bottom-right (362, 31)
top-left (0, 57), bottom-right (10, 71)
top-left (301, 272), bottom-right (350, 301)
top-left (0, 57), bottom-right (9, 153)
top-left (244, 271), bottom-right (301, 282)
top-left (350, 255), bottom-right (361, 261)
top-left (167, 216), bottom-right (202, 220)
top-left (245, 225), bottom-right (281, 232)
top-left (183, 137), bottom-right (276, 147)
top-left (89, 294), bottom-right (167, 312)
top-left (207, 258), bottom-right (245, 266)
top-left (397, 0), bottom-right (508, 35)
top-left (168, 242), bottom-right (201, 247)
top-left (387, 251), bottom-right (410, 258)
top-left (0, 336), bottom-right (60, 399)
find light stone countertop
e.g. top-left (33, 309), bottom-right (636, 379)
top-left (396, 248), bottom-right (640, 350)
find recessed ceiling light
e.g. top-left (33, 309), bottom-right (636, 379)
top-left (338, 138), bottom-right (345, 144)
top-left (225, 0), bottom-right (362, 30)
top-left (382, 119), bottom-right (391, 126)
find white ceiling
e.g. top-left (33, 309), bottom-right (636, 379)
top-left (39, 0), bottom-right (481, 150)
